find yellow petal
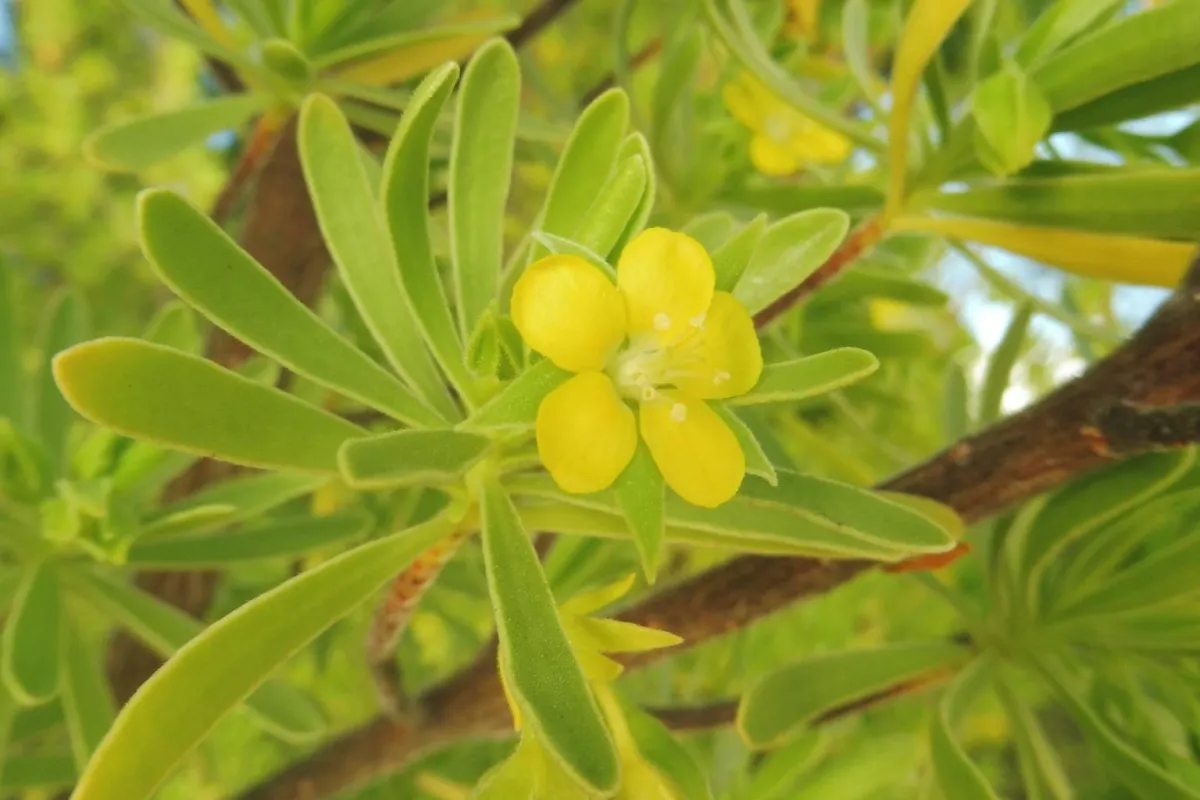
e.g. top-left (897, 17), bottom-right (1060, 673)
top-left (536, 372), bottom-right (637, 494)
top-left (750, 134), bottom-right (800, 176)
top-left (511, 254), bottom-right (627, 372)
top-left (560, 573), bottom-right (636, 616)
top-left (639, 394), bottom-right (744, 508)
top-left (672, 292), bottom-right (763, 400)
top-left (794, 125), bottom-right (852, 165)
top-left (722, 80), bottom-right (764, 130)
top-left (617, 228), bottom-right (714, 344)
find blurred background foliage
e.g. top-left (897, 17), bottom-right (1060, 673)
top-left (2, 0), bottom-right (1199, 797)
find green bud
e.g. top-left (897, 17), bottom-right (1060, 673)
top-left (971, 60), bottom-right (1053, 177)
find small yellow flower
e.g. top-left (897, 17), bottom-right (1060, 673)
top-left (785, 0), bottom-right (822, 43)
top-left (722, 74), bottom-right (852, 177)
top-left (511, 229), bottom-right (764, 508)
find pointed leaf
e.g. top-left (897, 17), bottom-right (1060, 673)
top-left (54, 339), bottom-right (364, 473)
top-left (738, 642), bottom-right (966, 748)
top-left (575, 154), bottom-right (647, 260)
top-left (611, 133), bottom-right (657, 257)
top-left (381, 66), bottom-right (481, 405)
top-left (733, 209), bottom-right (850, 315)
top-left (126, 510), bottom-right (371, 567)
top-left (713, 215), bottom-right (766, 292)
top-left (138, 190), bottom-right (443, 428)
top-left (930, 658), bottom-right (1001, 800)
top-left (298, 94), bottom-right (456, 419)
top-left (479, 480), bottom-right (619, 793)
top-left (86, 95), bottom-right (264, 171)
top-left (713, 404), bottom-right (777, 486)
top-left (730, 349), bottom-right (879, 406)
top-left (614, 443), bottom-right (665, 583)
top-left (978, 302), bottom-right (1032, 426)
top-left (323, 16), bottom-right (520, 80)
top-left (451, 38), bottom-right (520, 341)
top-left (60, 621), bottom-right (116, 772)
top-left (531, 232), bottom-right (615, 277)
top-left (2, 564), bottom-right (60, 706)
top-left (34, 290), bottom-right (89, 477)
top-left (146, 472), bottom-right (327, 536)
top-left (743, 732), bottom-right (824, 800)
top-left (461, 359), bottom-right (571, 431)
top-left (72, 515), bottom-right (458, 800)
top-left (620, 696), bottom-right (715, 800)
top-left (142, 301), bottom-right (202, 354)
top-left (997, 683), bottom-right (1073, 800)
top-left (337, 429), bottom-right (491, 489)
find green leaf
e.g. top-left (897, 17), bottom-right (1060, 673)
top-left (733, 209), bottom-right (850, 315)
top-left (532, 232), bottom-right (616, 278)
top-left (381, 66), bottom-right (482, 407)
top-left (313, 15), bottom-right (519, 73)
top-left (930, 658), bottom-right (1001, 800)
top-left (1055, 62), bottom-right (1200, 132)
top-left (66, 572), bottom-right (326, 743)
top-left (60, 621), bottom-right (116, 773)
top-left (479, 480), bottom-right (618, 794)
top-left (1033, 1), bottom-right (1200, 114)
top-left (737, 642), bottom-right (966, 748)
top-left (298, 93), bottom-right (456, 420)
top-left (126, 510), bottom-right (371, 567)
top-left (450, 38), bottom-right (519, 342)
top-left (72, 514), bottom-right (458, 800)
top-left (713, 404), bottom-right (777, 486)
top-left (921, 170), bottom-right (1200, 242)
top-left (611, 133), bottom-right (657, 256)
top-left (2, 563), bottom-right (60, 706)
top-left (1015, 0), bottom-right (1124, 67)
top-left (683, 212), bottom-right (738, 253)
top-left (712, 214), bottom-right (766, 292)
top-left (729, 349), bottom-right (879, 406)
top-left (978, 302), bottom-right (1032, 426)
top-left (86, 94), bottom-right (264, 171)
top-left (53, 338), bottom-right (364, 473)
top-left (651, 28), bottom-right (703, 190)
top-left (996, 682), bottom-right (1072, 800)
top-left (575, 155), bottom-right (648, 260)
top-left (841, 0), bottom-right (883, 113)
top-left (742, 732), bottom-right (824, 800)
top-left (34, 290), bottom-right (89, 478)
top-left (620, 696), bottom-right (715, 800)
top-left (613, 443), bottom-right (664, 583)
top-left (0, 266), bottom-right (24, 431)
top-left (537, 90), bottom-right (630, 247)
top-left (145, 472), bottom-right (327, 537)
top-left (972, 61), bottom-right (1052, 177)
top-left (142, 301), bottom-right (202, 354)
top-left (337, 429), bottom-right (491, 489)
top-left (118, 0), bottom-right (242, 62)
top-left (0, 753), bottom-right (75, 792)
top-left (461, 359), bottom-right (571, 432)
top-left (1037, 657), bottom-right (1200, 800)
top-left (138, 190), bottom-right (444, 429)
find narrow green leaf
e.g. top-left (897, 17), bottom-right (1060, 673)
top-left (313, 15), bottom-right (519, 71)
top-left (620, 696), bottom-right (715, 800)
top-left (575, 155), bottom-right (647, 260)
top-left (2, 563), bottom-right (61, 706)
top-left (651, 28), bottom-right (703, 189)
top-left (117, 0), bottom-right (241, 62)
top-left (1055, 62), bottom-right (1200, 133)
top-left (451, 38), bottom-right (519, 341)
top-left (1033, 1), bottom-right (1200, 113)
top-left (34, 290), bottom-right (89, 478)
top-left (86, 94), bottom-right (264, 171)
top-left (535, 89), bottom-right (629, 252)
top-left (0, 752), bottom-right (75, 791)
top-left (972, 61), bottom-right (1053, 177)
top-left (381, 67), bottom-right (482, 406)
top-left (930, 658), bottom-right (1001, 800)
top-left (742, 732), bottom-right (824, 800)
top-left (1016, 0), bottom-right (1124, 67)
top-left (714, 404), bottom-right (777, 486)
top-left (53, 338), bottom-right (364, 473)
top-left (682, 212), bottom-right (738, 253)
top-left (298, 94), bottom-right (456, 420)
top-left (978, 302), bottom-right (1032, 426)
top-left (1038, 657), bottom-right (1200, 800)
top-left (996, 682), bottom-right (1073, 800)
top-left (60, 621), bottom-right (116, 772)
top-left (729, 349), bottom-right (879, 406)
top-left (479, 480), bottom-right (618, 793)
top-left (611, 133), bottom-right (657, 256)
top-left (460, 359), bottom-right (571, 431)
top-left (842, 0), bottom-right (883, 112)
top-left (138, 190), bottom-right (443, 429)
top-left (146, 472), bottom-right (326, 536)
top-left (922, 170), bottom-right (1200, 242)
top-left (531, 232), bottom-right (616, 277)
top-left (126, 510), bottom-right (371, 567)
top-left (737, 642), bottom-right (966, 748)
top-left (337, 429), bottom-right (491, 489)
top-left (713, 214), bottom-right (766, 292)
top-left (67, 572), bottom-right (326, 743)
top-left (614, 443), bottom-right (664, 583)
top-left (142, 301), bottom-right (202, 354)
top-left (73, 515), bottom-right (458, 800)
top-left (139, 505), bottom-right (238, 539)
top-left (733, 209), bottom-right (850, 315)
top-left (0, 265), bottom-right (24, 431)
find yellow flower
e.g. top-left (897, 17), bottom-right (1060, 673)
top-left (722, 74), bottom-right (851, 177)
top-left (511, 229), bottom-right (764, 508)
top-left (786, 0), bottom-right (822, 43)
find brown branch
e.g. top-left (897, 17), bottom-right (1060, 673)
top-left (241, 254), bottom-right (1200, 799)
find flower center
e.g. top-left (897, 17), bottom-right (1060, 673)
top-left (764, 114), bottom-right (793, 144)
top-left (610, 315), bottom-right (720, 403)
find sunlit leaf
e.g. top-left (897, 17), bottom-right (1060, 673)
top-left (324, 17), bottom-right (520, 81)
top-left (712, 214), bottom-right (766, 292)
top-left (613, 442), bottom-right (664, 583)
top-left (730, 349), bottom-right (879, 406)
top-left (461, 359), bottom-right (571, 432)
top-left (978, 301), bottom-right (1031, 426)
top-left (733, 209), bottom-right (849, 315)
top-left (338, 430), bottom-right (491, 489)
